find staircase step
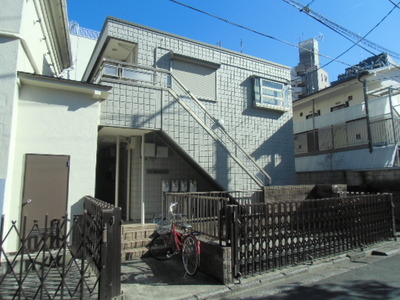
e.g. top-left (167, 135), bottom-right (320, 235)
top-left (122, 247), bottom-right (150, 261)
top-left (122, 239), bottom-right (152, 249)
top-left (122, 224), bottom-right (157, 232)
top-left (122, 229), bottom-right (157, 241)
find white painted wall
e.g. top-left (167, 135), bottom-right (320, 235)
top-left (19, 0), bottom-right (57, 75)
top-left (68, 34), bottom-right (97, 81)
top-left (293, 76), bottom-right (389, 132)
top-left (5, 83), bottom-right (101, 226)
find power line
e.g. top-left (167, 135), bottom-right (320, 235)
top-left (168, 0), bottom-right (353, 67)
top-left (389, 0), bottom-right (400, 9)
top-left (318, 0), bottom-right (400, 71)
top-left (283, 0), bottom-right (400, 60)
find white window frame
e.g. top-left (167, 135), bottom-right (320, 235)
top-left (254, 77), bottom-right (289, 112)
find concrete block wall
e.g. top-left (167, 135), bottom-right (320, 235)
top-left (102, 18), bottom-right (296, 190)
top-left (264, 184), bottom-right (347, 202)
top-left (200, 240), bottom-right (232, 284)
top-left (297, 169), bottom-right (400, 224)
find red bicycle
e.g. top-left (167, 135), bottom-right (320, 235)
top-left (150, 203), bottom-right (201, 276)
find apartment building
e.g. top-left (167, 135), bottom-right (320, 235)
top-left (293, 53), bottom-right (400, 182)
top-left (84, 17), bottom-right (296, 222)
top-left (1, 2), bottom-right (296, 228)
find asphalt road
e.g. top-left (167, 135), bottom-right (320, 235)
top-left (216, 253), bottom-right (400, 300)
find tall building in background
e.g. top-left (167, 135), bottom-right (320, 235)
top-left (291, 38), bottom-right (330, 100)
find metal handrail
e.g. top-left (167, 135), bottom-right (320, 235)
top-left (168, 74), bottom-right (271, 186)
top-left (97, 60), bottom-right (272, 186)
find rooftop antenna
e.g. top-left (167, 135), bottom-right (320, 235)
top-left (315, 33), bottom-right (324, 41)
top-left (240, 39), bottom-right (243, 53)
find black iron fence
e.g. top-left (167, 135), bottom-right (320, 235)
top-left (166, 191), bottom-right (396, 278)
top-left (0, 196), bottom-right (121, 300)
top-left (225, 193), bottom-right (396, 277)
top-left (164, 191), bottom-right (263, 239)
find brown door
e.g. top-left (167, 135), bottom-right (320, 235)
top-left (22, 154), bottom-right (70, 229)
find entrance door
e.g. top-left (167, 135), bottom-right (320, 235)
top-left (22, 154), bottom-right (70, 229)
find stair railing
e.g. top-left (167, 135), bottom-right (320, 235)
top-left (167, 73), bottom-right (272, 186)
top-left (96, 60), bottom-right (272, 186)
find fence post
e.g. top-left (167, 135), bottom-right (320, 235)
top-left (98, 206), bottom-right (122, 300)
top-left (226, 205), bottom-right (240, 278)
top-left (389, 194), bottom-right (397, 240)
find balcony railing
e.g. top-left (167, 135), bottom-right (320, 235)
top-left (295, 115), bottom-right (400, 155)
top-left (294, 96), bottom-right (394, 134)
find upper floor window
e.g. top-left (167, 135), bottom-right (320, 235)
top-left (305, 110), bottom-right (320, 119)
top-left (330, 101), bottom-right (349, 112)
top-left (254, 77), bottom-right (289, 112)
top-left (171, 55), bottom-right (219, 101)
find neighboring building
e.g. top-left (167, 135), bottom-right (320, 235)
top-left (291, 38), bottom-right (330, 101)
top-left (67, 21), bottom-right (99, 81)
top-left (1, 3), bottom-right (296, 230)
top-left (83, 17), bottom-right (296, 223)
top-left (0, 0), bottom-right (110, 245)
top-left (293, 53), bottom-right (400, 182)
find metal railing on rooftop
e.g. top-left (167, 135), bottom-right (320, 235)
top-left (69, 21), bottom-right (100, 40)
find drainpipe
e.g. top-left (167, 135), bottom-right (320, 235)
top-left (115, 136), bottom-right (120, 208)
top-left (0, 31), bottom-right (40, 74)
top-left (126, 138), bottom-right (131, 221)
top-left (141, 134), bottom-right (145, 225)
top-left (359, 73), bottom-right (373, 153)
top-left (388, 87), bottom-right (397, 143)
top-left (312, 98), bottom-right (317, 151)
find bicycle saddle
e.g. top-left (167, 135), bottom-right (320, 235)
top-left (181, 223), bottom-right (192, 230)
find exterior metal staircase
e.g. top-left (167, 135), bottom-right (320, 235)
top-left (163, 73), bottom-right (271, 189)
top-left (97, 60), bottom-right (271, 190)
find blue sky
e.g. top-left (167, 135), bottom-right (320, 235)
top-left (67, 0), bottom-right (400, 81)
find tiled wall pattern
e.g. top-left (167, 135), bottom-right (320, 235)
top-left (100, 19), bottom-right (296, 213)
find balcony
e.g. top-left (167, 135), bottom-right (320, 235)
top-left (294, 96), bottom-right (393, 134)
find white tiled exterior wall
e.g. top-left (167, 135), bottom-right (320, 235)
top-left (96, 18), bottom-right (296, 218)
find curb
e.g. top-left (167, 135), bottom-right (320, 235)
top-left (196, 238), bottom-right (400, 299)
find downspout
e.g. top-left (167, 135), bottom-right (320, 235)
top-left (358, 73), bottom-right (373, 153)
top-left (115, 136), bottom-right (120, 208)
top-left (0, 31), bottom-right (40, 74)
top-left (126, 139), bottom-right (131, 222)
top-left (141, 134), bottom-right (145, 225)
top-left (312, 98), bottom-right (316, 151)
top-left (388, 87), bottom-right (398, 143)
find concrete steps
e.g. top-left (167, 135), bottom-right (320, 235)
top-left (121, 223), bottom-right (157, 261)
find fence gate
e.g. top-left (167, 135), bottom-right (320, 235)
top-left (0, 196), bottom-right (121, 300)
top-left (228, 194), bottom-right (396, 278)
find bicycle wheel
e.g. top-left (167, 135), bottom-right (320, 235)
top-left (150, 234), bottom-right (173, 260)
top-left (182, 235), bottom-right (200, 275)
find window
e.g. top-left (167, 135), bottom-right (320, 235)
top-left (171, 55), bottom-right (219, 101)
top-left (330, 101), bottom-right (349, 112)
top-left (305, 110), bottom-right (320, 119)
top-left (253, 77), bottom-right (288, 111)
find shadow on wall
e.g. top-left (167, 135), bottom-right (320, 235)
top-left (71, 197), bottom-right (85, 217)
top-left (240, 77), bottom-right (284, 121)
top-left (251, 119), bottom-right (296, 185)
top-left (19, 85), bottom-right (94, 111)
top-left (215, 140), bottom-right (229, 189)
